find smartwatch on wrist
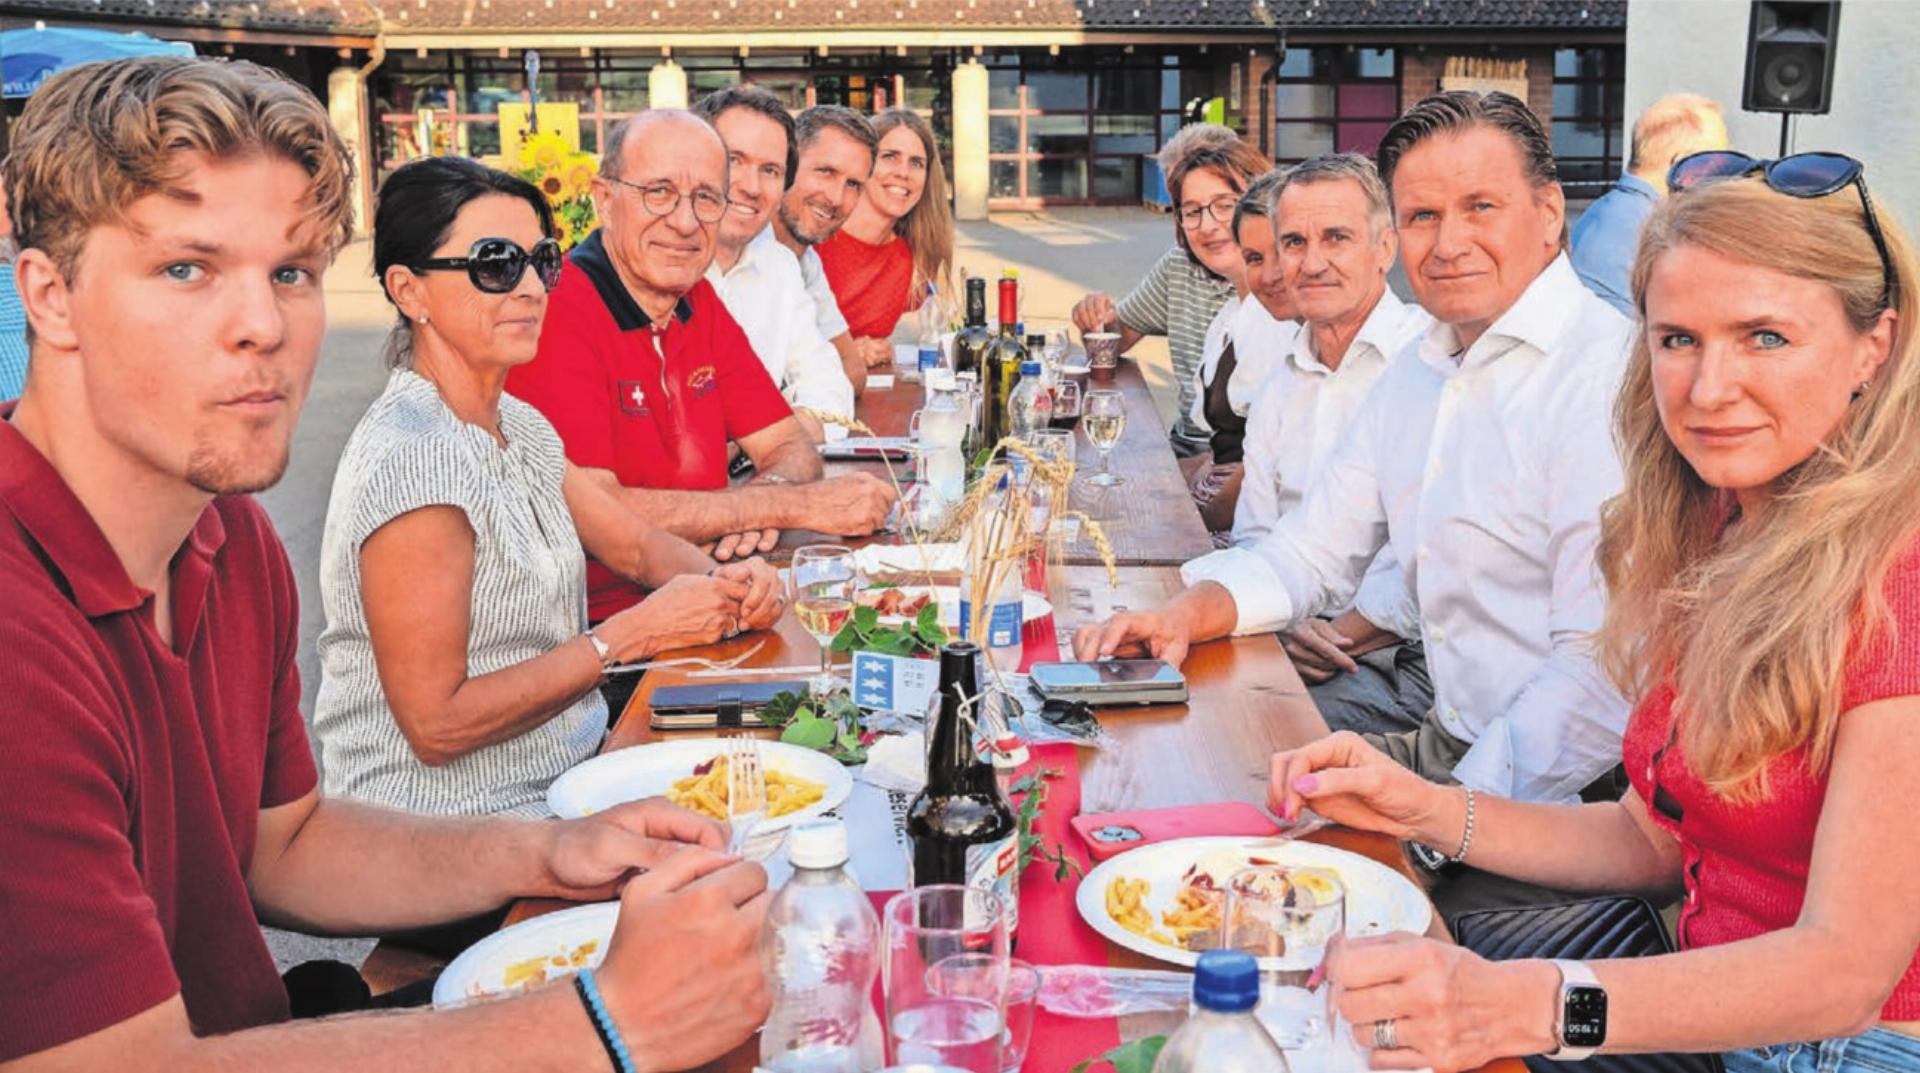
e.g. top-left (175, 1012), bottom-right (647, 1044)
top-left (1545, 959), bottom-right (1607, 1061)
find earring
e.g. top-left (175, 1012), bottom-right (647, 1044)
top-left (417, 314), bottom-right (429, 325)
top-left (1853, 380), bottom-right (1871, 400)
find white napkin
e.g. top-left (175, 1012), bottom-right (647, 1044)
top-left (860, 730), bottom-right (927, 794)
top-left (855, 541), bottom-right (965, 577)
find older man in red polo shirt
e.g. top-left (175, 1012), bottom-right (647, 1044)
top-left (507, 109), bottom-right (895, 595)
top-left (0, 57), bottom-right (766, 1071)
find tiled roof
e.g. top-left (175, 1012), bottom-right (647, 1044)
top-left (377, 0), bottom-right (1622, 32)
top-left (0, 0), bottom-right (381, 34)
top-left (2, 0), bottom-right (1623, 35)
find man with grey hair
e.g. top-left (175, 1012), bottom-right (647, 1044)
top-left (772, 105), bottom-right (886, 380)
top-left (1570, 92), bottom-right (1728, 314)
top-left (1222, 152), bottom-right (1435, 737)
top-left (1078, 93), bottom-right (1632, 840)
top-left (509, 108), bottom-right (894, 602)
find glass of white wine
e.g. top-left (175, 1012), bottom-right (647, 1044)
top-left (1081, 389), bottom-right (1127, 487)
top-left (790, 544), bottom-right (857, 698)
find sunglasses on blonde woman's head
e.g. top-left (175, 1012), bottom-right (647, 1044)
top-left (1667, 150), bottom-right (1896, 304)
top-left (413, 237), bottom-right (565, 294)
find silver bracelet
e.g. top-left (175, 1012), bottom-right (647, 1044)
top-left (1448, 786), bottom-right (1477, 864)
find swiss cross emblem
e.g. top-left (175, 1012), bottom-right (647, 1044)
top-left (616, 380), bottom-right (650, 417)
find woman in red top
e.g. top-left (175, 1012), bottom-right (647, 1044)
top-left (1267, 161), bottom-right (1920, 1071)
top-left (817, 108), bottom-right (953, 345)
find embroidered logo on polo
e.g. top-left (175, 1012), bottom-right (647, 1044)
top-left (686, 365), bottom-right (717, 399)
top-left (616, 380), bottom-right (651, 416)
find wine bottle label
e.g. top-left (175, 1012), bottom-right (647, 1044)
top-left (959, 597), bottom-right (1022, 649)
top-left (965, 834), bottom-right (1020, 935)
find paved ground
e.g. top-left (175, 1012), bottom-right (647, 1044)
top-left (257, 206), bottom-right (1175, 971)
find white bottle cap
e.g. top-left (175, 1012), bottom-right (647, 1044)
top-left (787, 818), bottom-right (850, 869)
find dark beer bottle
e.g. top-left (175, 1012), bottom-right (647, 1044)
top-left (905, 642), bottom-right (1020, 937)
top-left (951, 276), bottom-right (993, 378)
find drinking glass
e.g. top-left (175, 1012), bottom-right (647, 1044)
top-left (789, 544), bottom-right (857, 698)
top-left (927, 954), bottom-right (1041, 1073)
top-left (1080, 389), bottom-right (1127, 487)
top-left (883, 886), bottom-right (1010, 1073)
top-left (1027, 427), bottom-right (1075, 471)
top-left (1219, 865), bottom-right (1346, 1050)
top-left (1049, 378), bottom-right (1082, 430)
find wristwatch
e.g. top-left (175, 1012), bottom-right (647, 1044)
top-left (1545, 959), bottom-right (1607, 1060)
top-left (583, 627), bottom-right (614, 670)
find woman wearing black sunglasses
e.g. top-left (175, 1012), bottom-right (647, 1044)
top-left (1267, 161), bottom-right (1920, 1072)
top-left (312, 156), bottom-right (783, 818)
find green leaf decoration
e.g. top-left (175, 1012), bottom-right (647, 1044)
top-left (780, 715), bottom-right (836, 750)
top-left (1070, 1036), bottom-right (1168, 1073)
top-left (853, 605), bottom-right (881, 631)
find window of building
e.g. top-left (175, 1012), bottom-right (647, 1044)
top-left (1552, 46), bottom-right (1627, 194)
top-left (988, 47), bottom-right (1206, 206)
top-left (1271, 47), bottom-right (1398, 165)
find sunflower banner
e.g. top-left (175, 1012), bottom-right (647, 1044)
top-left (511, 127), bottom-right (600, 251)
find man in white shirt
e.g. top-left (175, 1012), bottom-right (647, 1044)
top-left (770, 106), bottom-right (888, 384)
top-left (1230, 153), bottom-right (1435, 738)
top-left (1075, 91), bottom-right (1632, 811)
top-left (694, 87), bottom-right (855, 443)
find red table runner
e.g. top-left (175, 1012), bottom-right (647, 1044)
top-left (863, 599), bottom-right (1126, 1071)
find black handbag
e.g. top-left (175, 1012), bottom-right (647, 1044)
top-left (1450, 896), bottom-right (1724, 1073)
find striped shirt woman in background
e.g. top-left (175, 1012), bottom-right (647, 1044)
top-left (312, 157), bottom-right (783, 818)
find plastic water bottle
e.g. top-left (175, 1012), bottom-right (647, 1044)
top-left (1152, 950), bottom-right (1293, 1073)
top-left (1007, 359), bottom-right (1054, 441)
top-left (759, 820), bottom-right (885, 1073)
top-left (912, 283), bottom-right (944, 385)
top-left (920, 372), bottom-right (967, 512)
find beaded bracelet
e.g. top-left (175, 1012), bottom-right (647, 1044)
top-left (1448, 786), bottom-right (1477, 865)
top-left (573, 969), bottom-right (637, 1073)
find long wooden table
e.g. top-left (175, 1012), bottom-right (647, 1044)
top-left (774, 359), bottom-right (1215, 567)
top-left (478, 566), bottom-right (1521, 1073)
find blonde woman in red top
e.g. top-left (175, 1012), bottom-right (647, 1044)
top-left (817, 108), bottom-right (954, 346)
top-left (1267, 158), bottom-right (1920, 1071)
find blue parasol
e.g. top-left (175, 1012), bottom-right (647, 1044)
top-left (3, 26), bottom-right (194, 99)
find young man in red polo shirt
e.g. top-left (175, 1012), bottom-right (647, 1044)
top-left (0, 57), bottom-right (766, 1072)
top-left (507, 109), bottom-right (896, 579)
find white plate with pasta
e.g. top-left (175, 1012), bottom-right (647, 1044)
top-left (545, 737), bottom-right (853, 833)
top-left (432, 900), bottom-right (617, 1008)
top-left (1075, 837), bottom-right (1431, 970)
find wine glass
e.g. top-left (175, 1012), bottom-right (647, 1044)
top-left (789, 544), bottom-right (857, 698)
top-left (1219, 865), bottom-right (1346, 1050)
top-left (1050, 379), bottom-right (1082, 430)
top-left (1080, 389), bottom-right (1126, 487)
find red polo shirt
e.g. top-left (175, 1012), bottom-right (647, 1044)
top-left (0, 412), bottom-right (315, 1061)
top-left (506, 228), bottom-right (792, 619)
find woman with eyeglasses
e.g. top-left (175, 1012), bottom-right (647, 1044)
top-left (313, 157), bottom-right (782, 818)
top-left (816, 109), bottom-right (954, 349)
top-left (1069, 125), bottom-right (1267, 457)
top-left (1266, 154), bottom-right (1920, 1072)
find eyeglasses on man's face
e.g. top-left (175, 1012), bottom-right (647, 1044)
top-left (1179, 196), bottom-right (1241, 230)
top-left (603, 175), bottom-right (730, 225)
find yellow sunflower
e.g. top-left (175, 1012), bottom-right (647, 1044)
top-left (564, 156), bottom-right (597, 200)
top-left (539, 173), bottom-right (569, 206)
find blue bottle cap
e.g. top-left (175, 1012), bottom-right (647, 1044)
top-left (1192, 949), bottom-right (1262, 1013)
top-left (1019, 360), bottom-right (1042, 376)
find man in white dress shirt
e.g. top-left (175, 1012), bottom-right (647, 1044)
top-left (770, 106), bottom-right (887, 383)
top-left (1230, 153), bottom-right (1435, 737)
top-left (694, 87), bottom-right (855, 442)
top-left (1076, 92), bottom-right (1632, 817)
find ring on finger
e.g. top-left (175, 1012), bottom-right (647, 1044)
top-left (1372, 1018), bottom-right (1400, 1051)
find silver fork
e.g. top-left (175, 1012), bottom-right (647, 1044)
top-left (603, 638), bottom-right (768, 677)
top-left (724, 736), bottom-right (768, 856)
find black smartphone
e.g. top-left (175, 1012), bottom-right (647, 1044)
top-left (1028, 659), bottom-right (1187, 706)
top-left (647, 680), bottom-right (807, 730)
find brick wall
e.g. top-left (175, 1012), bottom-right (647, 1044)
top-left (1398, 46), bottom-right (1559, 145)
